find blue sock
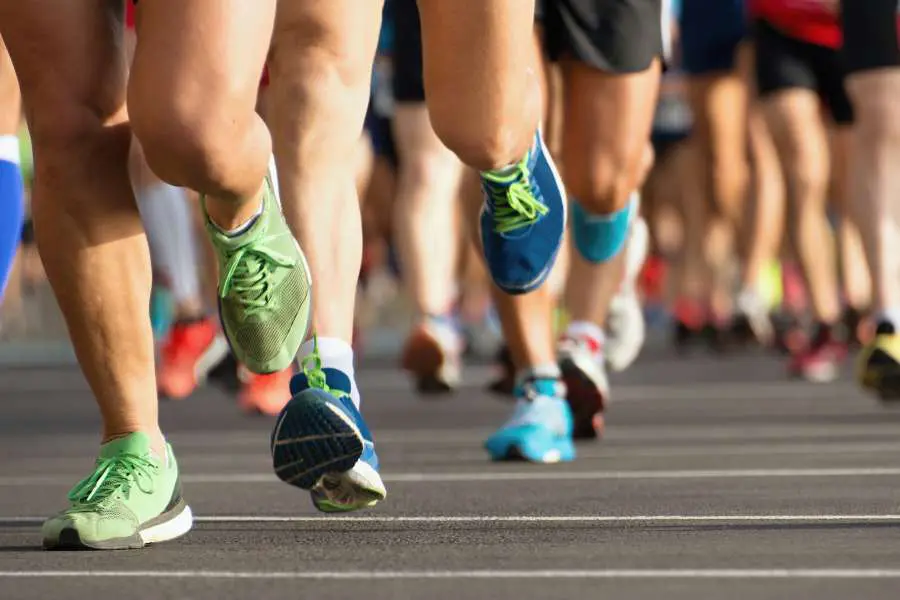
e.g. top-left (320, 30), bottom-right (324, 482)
top-left (571, 193), bottom-right (637, 264)
top-left (0, 135), bottom-right (24, 298)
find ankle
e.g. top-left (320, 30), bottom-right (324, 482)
top-left (102, 428), bottom-right (167, 463)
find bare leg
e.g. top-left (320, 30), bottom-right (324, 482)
top-left (846, 72), bottom-right (900, 316)
top-left (830, 126), bottom-right (872, 312)
top-left (417, 0), bottom-right (541, 169)
top-left (393, 104), bottom-right (464, 317)
top-left (762, 90), bottom-right (841, 325)
top-left (562, 63), bottom-right (660, 326)
top-left (0, 0), bottom-right (161, 449)
top-left (267, 0), bottom-right (380, 347)
top-left (129, 0), bottom-right (276, 228)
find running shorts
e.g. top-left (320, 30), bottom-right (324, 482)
top-left (679, 0), bottom-right (747, 75)
top-left (392, 0), bottom-right (425, 103)
top-left (841, 0), bottom-right (900, 74)
top-left (754, 19), bottom-right (853, 124)
top-left (542, 0), bottom-right (664, 73)
top-left (365, 58), bottom-right (399, 166)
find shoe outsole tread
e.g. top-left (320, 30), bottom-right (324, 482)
top-left (272, 391), bottom-right (364, 491)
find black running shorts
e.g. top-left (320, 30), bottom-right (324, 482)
top-left (541, 0), bottom-right (664, 74)
top-left (392, 0), bottom-right (426, 103)
top-left (841, 0), bottom-right (900, 75)
top-left (754, 20), bottom-right (854, 125)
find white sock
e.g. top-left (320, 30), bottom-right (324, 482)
top-left (516, 363), bottom-right (561, 386)
top-left (136, 183), bottom-right (202, 306)
top-left (879, 308), bottom-right (900, 329)
top-left (297, 337), bottom-right (360, 409)
top-left (224, 199), bottom-right (264, 237)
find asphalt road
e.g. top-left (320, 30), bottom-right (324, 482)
top-left (1, 350), bottom-right (899, 599)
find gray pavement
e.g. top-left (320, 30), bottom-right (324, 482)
top-left (1, 351), bottom-right (900, 599)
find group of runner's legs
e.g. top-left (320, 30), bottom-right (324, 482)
top-left (0, 0), bottom-right (896, 550)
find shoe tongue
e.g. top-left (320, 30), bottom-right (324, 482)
top-left (99, 432), bottom-right (152, 460)
top-left (290, 368), bottom-right (353, 397)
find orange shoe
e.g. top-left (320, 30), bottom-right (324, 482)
top-left (238, 365), bottom-right (293, 416)
top-left (157, 317), bottom-right (230, 400)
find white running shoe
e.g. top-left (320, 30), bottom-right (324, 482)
top-left (606, 216), bottom-right (649, 372)
top-left (736, 288), bottom-right (775, 346)
top-left (558, 324), bottom-right (610, 440)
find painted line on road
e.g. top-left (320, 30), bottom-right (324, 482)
top-left (2, 467), bottom-right (900, 487)
top-left (4, 514), bottom-right (900, 525)
top-left (2, 569), bottom-right (900, 579)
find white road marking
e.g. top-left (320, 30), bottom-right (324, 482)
top-left (4, 514), bottom-right (900, 525)
top-left (1, 467), bottom-right (899, 487)
top-left (2, 569), bottom-right (900, 579)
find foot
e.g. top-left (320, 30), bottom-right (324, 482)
top-left (157, 317), bottom-right (230, 400)
top-left (485, 376), bottom-right (575, 463)
top-left (271, 344), bottom-right (386, 512)
top-left (401, 316), bottom-right (463, 395)
top-left (480, 131), bottom-right (566, 294)
top-left (857, 321), bottom-right (900, 401)
top-left (238, 364), bottom-right (294, 416)
top-left (734, 289), bottom-right (775, 347)
top-left (42, 433), bottom-right (191, 550)
top-left (558, 329), bottom-right (609, 440)
top-left (606, 216), bottom-right (649, 372)
top-left (206, 164), bottom-right (312, 374)
top-left (788, 324), bottom-right (847, 383)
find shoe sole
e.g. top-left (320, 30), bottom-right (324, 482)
top-left (311, 459), bottom-right (387, 513)
top-left (271, 390), bottom-right (364, 491)
top-left (560, 356), bottom-right (608, 440)
top-left (43, 501), bottom-right (193, 551)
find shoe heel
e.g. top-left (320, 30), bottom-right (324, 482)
top-left (271, 390), bottom-right (364, 490)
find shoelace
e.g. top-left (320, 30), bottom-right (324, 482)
top-left (300, 336), bottom-right (350, 400)
top-left (482, 157), bottom-right (547, 234)
top-left (68, 453), bottom-right (158, 506)
top-left (220, 236), bottom-right (296, 316)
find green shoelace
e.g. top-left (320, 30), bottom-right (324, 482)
top-left (300, 336), bottom-right (350, 400)
top-left (68, 454), bottom-right (158, 506)
top-left (482, 158), bottom-right (548, 234)
top-left (220, 235), bottom-right (296, 316)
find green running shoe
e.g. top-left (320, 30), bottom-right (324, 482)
top-left (42, 432), bottom-right (191, 550)
top-left (205, 166), bottom-right (312, 374)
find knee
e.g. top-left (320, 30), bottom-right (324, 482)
top-left (129, 91), bottom-right (247, 196)
top-left (268, 30), bottom-right (372, 134)
top-left (29, 101), bottom-right (130, 206)
top-left (708, 154), bottom-right (749, 217)
top-left (427, 79), bottom-right (541, 171)
top-left (790, 156), bottom-right (829, 204)
top-left (432, 116), bottom-right (530, 171)
top-left (567, 149), bottom-right (643, 215)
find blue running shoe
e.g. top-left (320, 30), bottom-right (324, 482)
top-left (485, 377), bottom-right (576, 463)
top-left (271, 342), bottom-right (386, 512)
top-left (480, 131), bottom-right (566, 295)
